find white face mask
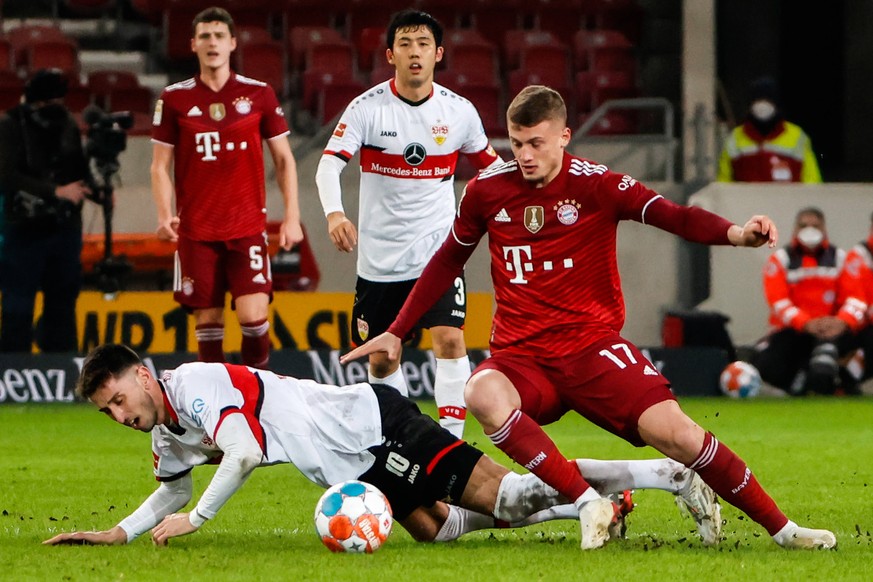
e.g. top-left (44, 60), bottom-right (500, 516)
top-left (751, 100), bottom-right (776, 122)
top-left (796, 226), bottom-right (824, 249)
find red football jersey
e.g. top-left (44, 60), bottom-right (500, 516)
top-left (453, 153), bottom-right (664, 356)
top-left (152, 73), bottom-right (289, 241)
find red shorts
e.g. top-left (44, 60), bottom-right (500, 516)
top-left (174, 233), bottom-right (272, 310)
top-left (474, 332), bottom-right (676, 446)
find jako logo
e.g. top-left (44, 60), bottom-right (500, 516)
top-left (525, 451), bottom-right (547, 470)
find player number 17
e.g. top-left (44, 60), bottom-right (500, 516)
top-left (598, 343), bottom-right (637, 369)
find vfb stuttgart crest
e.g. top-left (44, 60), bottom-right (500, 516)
top-left (524, 206), bottom-right (545, 233)
top-left (357, 318), bottom-right (370, 341)
top-left (431, 122), bottom-right (449, 145)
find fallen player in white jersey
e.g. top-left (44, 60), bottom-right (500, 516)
top-left (43, 344), bottom-right (720, 548)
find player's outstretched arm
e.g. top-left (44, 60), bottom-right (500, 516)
top-left (727, 215), bottom-right (778, 248)
top-left (340, 332), bottom-right (402, 364)
top-left (43, 526), bottom-right (127, 546)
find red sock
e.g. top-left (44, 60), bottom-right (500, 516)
top-left (195, 323), bottom-right (225, 363)
top-left (689, 432), bottom-right (788, 535)
top-left (240, 318), bottom-right (270, 369)
top-left (489, 409), bottom-right (592, 503)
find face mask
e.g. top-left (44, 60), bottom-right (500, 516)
top-left (750, 100), bottom-right (776, 122)
top-left (796, 226), bottom-right (824, 249)
top-left (29, 103), bottom-right (68, 131)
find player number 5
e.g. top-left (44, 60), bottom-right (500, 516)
top-left (249, 246), bottom-right (263, 271)
top-left (598, 343), bottom-right (638, 369)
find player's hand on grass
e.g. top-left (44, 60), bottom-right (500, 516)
top-left (43, 525), bottom-right (127, 546)
top-left (156, 215), bottom-right (181, 242)
top-left (280, 217), bottom-right (304, 251)
top-left (340, 332), bottom-right (401, 364)
top-left (728, 215), bottom-right (777, 248)
top-left (151, 512), bottom-right (199, 546)
top-left (327, 211), bottom-right (357, 252)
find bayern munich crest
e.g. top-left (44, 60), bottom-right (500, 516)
top-left (554, 199), bottom-right (582, 225)
top-left (233, 97), bottom-right (253, 115)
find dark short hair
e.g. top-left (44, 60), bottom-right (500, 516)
top-left (507, 85), bottom-right (567, 127)
top-left (77, 344), bottom-right (142, 400)
top-left (386, 9), bottom-right (443, 48)
top-left (795, 206), bottom-right (825, 225)
top-left (192, 6), bottom-right (235, 37)
top-left (24, 69), bottom-right (68, 103)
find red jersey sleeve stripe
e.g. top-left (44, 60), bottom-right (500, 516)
top-left (464, 146), bottom-right (499, 170)
top-left (221, 364), bottom-right (268, 456)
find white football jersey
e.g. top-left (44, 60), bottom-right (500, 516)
top-left (151, 362), bottom-right (382, 488)
top-left (323, 79), bottom-right (495, 281)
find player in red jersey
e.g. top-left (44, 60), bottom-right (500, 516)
top-left (151, 7), bottom-right (303, 368)
top-left (343, 86), bottom-right (836, 550)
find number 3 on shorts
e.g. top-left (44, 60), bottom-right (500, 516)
top-left (454, 276), bottom-right (465, 306)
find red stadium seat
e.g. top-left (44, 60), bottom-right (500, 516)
top-left (304, 41), bottom-right (354, 76)
top-left (105, 86), bottom-right (154, 135)
top-left (0, 71), bottom-right (24, 112)
top-left (62, 0), bottom-right (117, 16)
top-left (0, 38), bottom-right (13, 72)
top-left (65, 80), bottom-right (92, 114)
top-left (533, 0), bottom-right (584, 43)
top-left (508, 68), bottom-right (572, 111)
top-left (88, 70), bottom-right (140, 109)
top-left (236, 40), bottom-right (287, 97)
top-left (503, 29), bottom-right (561, 71)
top-left (346, 0), bottom-right (408, 46)
top-left (369, 59), bottom-right (394, 85)
top-left (575, 70), bottom-right (636, 112)
top-left (581, 0), bottom-right (643, 44)
top-left (287, 26), bottom-right (345, 71)
top-left (26, 40), bottom-right (80, 77)
top-left (578, 110), bottom-right (638, 135)
top-left (573, 29), bottom-right (635, 73)
top-left (469, 0), bottom-right (524, 47)
top-left (282, 0), bottom-right (345, 29)
top-left (7, 25), bottom-right (72, 67)
top-left (236, 25), bottom-right (275, 46)
top-left (355, 27), bottom-right (385, 72)
top-left (444, 44), bottom-right (499, 85)
top-left (302, 69), bottom-right (356, 113)
top-left (316, 79), bottom-right (366, 125)
top-left (439, 70), bottom-right (504, 135)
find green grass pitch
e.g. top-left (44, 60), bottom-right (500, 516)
top-left (2, 397), bottom-right (872, 581)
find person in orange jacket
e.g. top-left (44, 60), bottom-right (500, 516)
top-left (752, 207), bottom-right (867, 394)
top-left (843, 212), bottom-right (873, 383)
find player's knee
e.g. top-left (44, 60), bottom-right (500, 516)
top-left (368, 358), bottom-right (395, 378)
top-left (464, 371), bottom-right (513, 421)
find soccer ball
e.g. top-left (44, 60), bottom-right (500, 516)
top-left (314, 480), bottom-right (393, 553)
top-left (719, 361), bottom-right (762, 398)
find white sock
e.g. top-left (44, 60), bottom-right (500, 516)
top-left (573, 488), bottom-right (603, 510)
top-left (494, 471), bottom-right (564, 523)
top-left (435, 356), bottom-right (471, 438)
top-left (434, 505), bottom-right (495, 542)
top-left (368, 367), bottom-right (409, 397)
top-left (575, 458), bottom-right (692, 494)
top-left (772, 520), bottom-right (798, 545)
top-left (511, 504), bottom-right (579, 527)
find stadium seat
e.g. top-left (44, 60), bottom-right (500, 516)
top-left (573, 29), bottom-right (635, 74)
top-left (26, 40), bottom-right (80, 77)
top-left (508, 67), bottom-right (573, 111)
top-left (236, 40), bottom-right (287, 97)
top-left (65, 80), bottom-right (93, 115)
top-left (316, 79), bottom-right (365, 125)
top-left (503, 29), bottom-right (561, 71)
top-left (581, 0), bottom-right (643, 44)
top-left (6, 24), bottom-right (72, 68)
top-left (0, 70), bottom-right (24, 111)
top-left (105, 86), bottom-right (154, 135)
top-left (87, 70), bottom-right (140, 109)
top-left (0, 38), bottom-right (13, 72)
top-left (236, 24), bottom-right (275, 46)
top-left (61, 0), bottom-right (117, 17)
top-left (282, 0), bottom-right (344, 29)
top-left (533, 0), bottom-right (584, 43)
top-left (354, 26), bottom-right (384, 71)
top-left (469, 0), bottom-right (524, 47)
top-left (346, 0), bottom-right (408, 46)
top-left (439, 70), bottom-right (504, 135)
top-left (369, 59), bottom-right (394, 85)
top-left (302, 69), bottom-right (356, 114)
top-left (443, 43), bottom-right (499, 85)
top-left (287, 26), bottom-right (345, 71)
top-left (575, 70), bottom-right (636, 112)
top-left (578, 110), bottom-right (638, 135)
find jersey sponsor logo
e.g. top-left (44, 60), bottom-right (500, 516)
top-left (554, 200), bottom-right (581, 225)
top-left (209, 103), bottom-right (226, 121)
top-left (186, 105), bottom-right (203, 117)
top-left (569, 159), bottom-right (608, 176)
top-left (524, 206), bottom-right (544, 233)
top-left (233, 97), bottom-right (253, 115)
top-left (252, 272), bottom-right (267, 284)
top-left (494, 208), bottom-right (511, 222)
top-left (643, 365), bottom-right (659, 376)
top-left (333, 122), bottom-right (346, 138)
top-left (451, 309), bottom-right (465, 318)
top-left (380, 130), bottom-right (397, 137)
top-left (360, 148), bottom-right (455, 179)
top-left (617, 174), bottom-right (637, 191)
top-left (153, 99), bottom-right (164, 126)
top-left (503, 245), bottom-right (575, 284)
top-left (431, 123), bottom-right (448, 145)
top-left (357, 317), bottom-right (369, 341)
top-left (403, 142), bottom-right (427, 166)
top-left (195, 131), bottom-right (221, 161)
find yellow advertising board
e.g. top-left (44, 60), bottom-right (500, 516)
top-left (27, 291), bottom-right (494, 353)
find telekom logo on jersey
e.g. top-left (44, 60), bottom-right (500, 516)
top-left (503, 245), bottom-right (574, 284)
top-left (195, 131), bottom-right (248, 161)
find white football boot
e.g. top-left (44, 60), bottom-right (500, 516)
top-left (773, 521), bottom-right (837, 549)
top-left (578, 497), bottom-right (619, 550)
top-left (675, 472), bottom-right (722, 545)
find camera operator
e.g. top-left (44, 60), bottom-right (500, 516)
top-left (0, 69), bottom-right (92, 353)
